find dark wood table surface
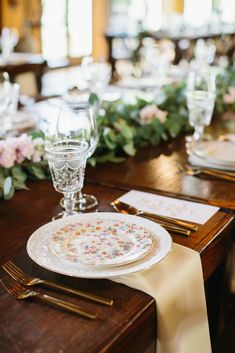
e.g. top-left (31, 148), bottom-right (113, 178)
top-left (0, 116), bottom-right (235, 352)
top-left (0, 181), bottom-right (233, 353)
top-left (0, 182), bottom-right (157, 353)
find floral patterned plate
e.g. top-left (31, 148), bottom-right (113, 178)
top-left (27, 213), bottom-right (172, 278)
top-left (49, 218), bottom-right (153, 266)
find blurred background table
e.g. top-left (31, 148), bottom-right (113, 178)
top-left (0, 53), bottom-right (47, 95)
top-left (105, 25), bottom-right (235, 76)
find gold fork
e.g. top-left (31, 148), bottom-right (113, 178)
top-left (0, 276), bottom-right (96, 319)
top-left (2, 261), bottom-right (113, 307)
top-left (185, 165), bottom-right (235, 182)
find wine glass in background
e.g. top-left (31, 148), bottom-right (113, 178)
top-left (0, 72), bottom-right (12, 136)
top-left (186, 69), bottom-right (216, 143)
top-left (0, 27), bottom-right (19, 63)
top-left (46, 139), bottom-right (88, 220)
top-left (81, 58), bottom-right (111, 101)
top-left (57, 103), bottom-right (99, 212)
top-left (193, 39), bottom-right (216, 68)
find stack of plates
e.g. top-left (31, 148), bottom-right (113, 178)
top-left (189, 140), bottom-right (235, 171)
top-left (27, 213), bottom-right (172, 278)
top-left (11, 111), bottom-right (38, 132)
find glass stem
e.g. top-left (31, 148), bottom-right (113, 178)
top-left (77, 190), bottom-right (84, 201)
top-left (63, 192), bottom-right (75, 215)
top-left (193, 126), bottom-right (204, 142)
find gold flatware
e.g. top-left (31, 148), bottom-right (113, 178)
top-left (111, 200), bottom-right (197, 233)
top-left (185, 165), bottom-right (235, 182)
top-left (2, 261), bottom-right (113, 307)
top-left (0, 276), bottom-right (96, 319)
top-left (143, 220), bottom-right (191, 237)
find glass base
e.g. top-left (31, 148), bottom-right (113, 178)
top-left (60, 193), bottom-right (98, 212)
top-left (52, 210), bottom-right (78, 221)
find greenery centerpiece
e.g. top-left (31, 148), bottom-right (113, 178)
top-left (0, 66), bottom-right (235, 200)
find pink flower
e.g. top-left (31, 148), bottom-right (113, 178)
top-left (224, 87), bottom-right (235, 105)
top-left (15, 134), bottom-right (34, 163)
top-left (0, 138), bottom-right (17, 168)
top-left (0, 134), bottom-right (46, 168)
top-left (139, 104), bottom-right (168, 125)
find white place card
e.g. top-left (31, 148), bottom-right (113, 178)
top-left (118, 190), bottom-right (219, 225)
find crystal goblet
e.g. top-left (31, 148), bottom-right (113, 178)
top-left (186, 69), bottom-right (216, 143)
top-left (56, 103), bottom-right (99, 211)
top-left (186, 90), bottom-right (215, 142)
top-left (46, 140), bottom-right (88, 220)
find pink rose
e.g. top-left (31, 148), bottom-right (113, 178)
top-left (15, 134), bottom-right (34, 163)
top-left (224, 87), bottom-right (235, 105)
top-left (0, 138), bottom-right (17, 168)
top-left (139, 104), bottom-right (168, 125)
top-left (0, 134), bottom-right (46, 168)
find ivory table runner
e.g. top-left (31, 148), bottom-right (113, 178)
top-left (112, 243), bottom-right (212, 353)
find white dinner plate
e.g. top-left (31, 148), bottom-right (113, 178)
top-left (192, 140), bottom-right (235, 167)
top-left (11, 111), bottom-right (38, 131)
top-left (27, 213), bottom-right (172, 278)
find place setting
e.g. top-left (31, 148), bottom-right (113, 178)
top-left (184, 68), bottom-right (235, 182)
top-left (17, 93), bottom-right (173, 283)
top-left (23, 94), bottom-right (219, 283)
top-left (186, 134), bottom-right (235, 181)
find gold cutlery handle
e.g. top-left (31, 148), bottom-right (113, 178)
top-left (203, 169), bottom-right (235, 182)
top-left (42, 280), bottom-right (113, 307)
top-left (142, 215), bottom-right (191, 236)
top-left (142, 211), bottom-right (198, 231)
top-left (160, 223), bottom-right (191, 237)
top-left (203, 168), bottom-right (235, 177)
top-left (34, 292), bottom-right (96, 319)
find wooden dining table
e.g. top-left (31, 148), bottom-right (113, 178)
top-left (0, 110), bottom-right (234, 353)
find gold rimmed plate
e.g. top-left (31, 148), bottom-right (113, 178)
top-left (27, 213), bottom-right (172, 278)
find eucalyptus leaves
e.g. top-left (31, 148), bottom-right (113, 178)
top-left (90, 81), bottom-right (190, 164)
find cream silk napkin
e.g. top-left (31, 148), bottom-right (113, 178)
top-left (112, 190), bottom-right (215, 352)
top-left (112, 243), bottom-right (212, 353)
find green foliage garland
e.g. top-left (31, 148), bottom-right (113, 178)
top-left (1, 66), bottom-right (235, 200)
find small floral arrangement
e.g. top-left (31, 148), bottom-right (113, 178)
top-left (0, 131), bottom-right (49, 200)
top-left (0, 133), bottom-right (45, 168)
